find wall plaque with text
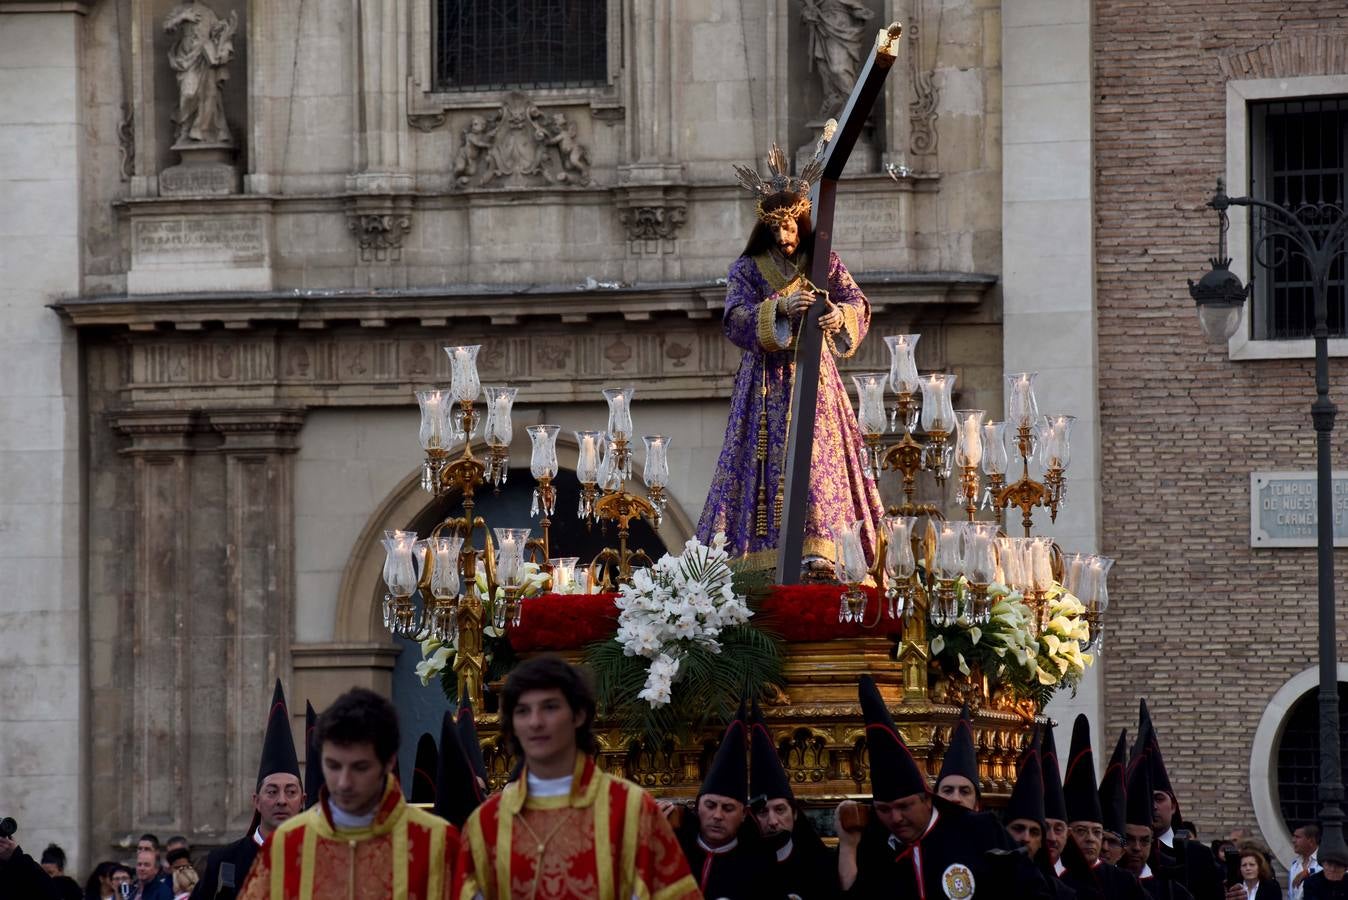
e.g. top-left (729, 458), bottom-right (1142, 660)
top-left (1250, 471), bottom-right (1348, 548)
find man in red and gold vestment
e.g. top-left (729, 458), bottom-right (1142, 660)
top-left (238, 687), bottom-right (459, 900)
top-left (455, 656), bottom-right (699, 900)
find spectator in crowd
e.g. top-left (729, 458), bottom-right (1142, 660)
top-left (1303, 845), bottom-right (1348, 900)
top-left (134, 849), bottom-right (172, 900)
top-left (111, 865), bottom-right (134, 897)
top-left (40, 843), bottom-right (83, 900)
top-left (168, 856), bottom-right (198, 900)
top-left (1290, 825), bottom-right (1323, 900)
top-left (82, 860), bottom-right (119, 900)
top-left (1225, 844), bottom-right (1279, 900)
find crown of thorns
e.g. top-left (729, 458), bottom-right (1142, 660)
top-left (733, 122), bottom-right (835, 225)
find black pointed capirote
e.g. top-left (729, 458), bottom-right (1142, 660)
top-left (1041, 721), bottom-right (1068, 822)
top-left (1004, 727), bottom-right (1046, 826)
top-left (1063, 714), bottom-right (1102, 825)
top-left (435, 709), bottom-right (485, 827)
top-left (1125, 751), bottom-right (1154, 828)
top-left (410, 732), bottom-right (439, 804)
top-left (858, 674), bottom-right (929, 801)
top-left (457, 696), bottom-right (489, 782)
top-left (700, 698), bottom-right (749, 801)
top-left (936, 705), bottom-right (980, 800)
top-left (748, 697), bottom-right (793, 805)
top-left (1099, 728), bottom-right (1128, 837)
top-left (304, 700), bottom-right (321, 809)
top-left (257, 679), bottom-right (301, 789)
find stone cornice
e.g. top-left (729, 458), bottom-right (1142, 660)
top-left (0, 1), bottom-right (93, 12)
top-left (53, 272), bottom-right (996, 332)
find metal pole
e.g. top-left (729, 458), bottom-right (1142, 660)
top-left (1313, 267), bottom-right (1347, 859)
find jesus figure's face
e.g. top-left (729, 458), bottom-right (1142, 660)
top-left (771, 218), bottom-right (799, 257)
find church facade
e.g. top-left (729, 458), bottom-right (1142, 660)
top-left (0, 0), bottom-right (1341, 873)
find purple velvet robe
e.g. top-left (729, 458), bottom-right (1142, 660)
top-left (695, 250), bottom-right (885, 570)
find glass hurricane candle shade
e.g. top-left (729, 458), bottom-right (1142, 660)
top-left (954, 409), bottom-right (986, 468)
top-left (934, 522), bottom-right (963, 581)
top-left (853, 373), bottom-right (890, 436)
top-left (980, 421), bottom-right (1008, 475)
top-left (380, 529), bottom-right (420, 597)
top-left (882, 515), bottom-right (918, 620)
top-left (483, 386), bottom-right (518, 447)
top-left (834, 520), bottom-right (870, 624)
top-left (575, 431), bottom-right (602, 484)
top-left (642, 435), bottom-right (671, 489)
top-left (416, 389), bottom-right (453, 452)
top-left (603, 387), bottom-right (634, 440)
top-left (493, 528), bottom-right (531, 588)
top-left (429, 536), bottom-right (464, 600)
top-left (528, 425), bottom-right (560, 480)
top-left (1005, 372), bottom-right (1039, 430)
top-left (445, 345), bottom-right (482, 404)
top-left (1040, 414), bottom-right (1076, 471)
top-left (549, 557), bottom-right (580, 593)
top-left (919, 373), bottom-right (957, 434)
top-left (884, 334), bottom-right (922, 395)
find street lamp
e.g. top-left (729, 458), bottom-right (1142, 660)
top-left (1188, 178), bottom-right (1348, 860)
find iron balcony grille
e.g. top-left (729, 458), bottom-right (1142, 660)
top-left (1250, 96), bottom-right (1348, 340)
top-left (436, 0), bottom-right (608, 92)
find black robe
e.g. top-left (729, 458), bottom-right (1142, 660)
top-left (1305, 871), bottom-right (1348, 900)
top-left (1062, 860), bottom-right (1148, 900)
top-left (846, 804), bottom-right (1055, 899)
top-left (0, 846), bottom-right (60, 900)
top-left (1138, 868), bottom-right (1194, 900)
top-left (1158, 837), bottom-right (1221, 900)
top-left (767, 818), bottom-right (838, 900)
top-left (676, 819), bottom-right (778, 900)
top-left (188, 832), bottom-right (262, 900)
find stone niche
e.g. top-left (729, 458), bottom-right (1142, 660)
top-left (140, 0), bottom-right (249, 194)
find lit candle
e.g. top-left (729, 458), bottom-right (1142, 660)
top-left (961, 415), bottom-right (982, 466)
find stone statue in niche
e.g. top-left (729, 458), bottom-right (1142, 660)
top-left (451, 93), bottom-right (593, 189)
top-left (163, 0), bottom-right (238, 146)
top-left (800, 0), bottom-right (875, 117)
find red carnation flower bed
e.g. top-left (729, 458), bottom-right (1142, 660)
top-left (509, 584), bottom-right (894, 652)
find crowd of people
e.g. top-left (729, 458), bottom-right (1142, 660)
top-left (1, 659), bottom-right (1346, 899)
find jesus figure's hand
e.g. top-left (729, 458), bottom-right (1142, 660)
top-left (817, 300), bottom-right (844, 334)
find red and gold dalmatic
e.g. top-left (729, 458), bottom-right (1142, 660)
top-left (238, 775), bottom-right (459, 900)
top-left (455, 755), bottom-right (700, 900)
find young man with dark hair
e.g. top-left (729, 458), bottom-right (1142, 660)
top-left (457, 655), bottom-right (699, 900)
top-left (238, 686), bottom-right (459, 899)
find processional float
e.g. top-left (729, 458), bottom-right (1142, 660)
top-left (378, 23), bottom-right (1111, 808)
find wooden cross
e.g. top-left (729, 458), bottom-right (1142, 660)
top-left (776, 22), bottom-right (903, 584)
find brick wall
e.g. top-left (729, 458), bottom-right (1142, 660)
top-left (1094, 4), bottom-right (1348, 844)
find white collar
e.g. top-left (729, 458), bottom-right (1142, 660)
top-left (1054, 858), bottom-right (1066, 876)
top-left (697, 836), bottom-right (739, 855)
top-left (775, 838), bottom-right (795, 863)
top-left (886, 808), bottom-right (940, 851)
top-left (1158, 827), bottom-right (1174, 848)
top-left (329, 803), bottom-right (377, 831)
top-left (1140, 863), bottom-right (1154, 879)
top-left (252, 827), bottom-right (265, 847)
top-left (526, 771), bottom-right (573, 798)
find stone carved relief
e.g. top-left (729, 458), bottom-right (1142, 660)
top-left (347, 214), bottom-right (412, 262)
top-left (451, 93), bottom-right (593, 189)
top-left (164, 0), bottom-right (238, 147)
top-left (118, 103), bottom-right (135, 181)
top-left (907, 5), bottom-right (939, 156)
top-left (620, 206), bottom-right (686, 243)
top-left (801, 0), bottom-right (875, 118)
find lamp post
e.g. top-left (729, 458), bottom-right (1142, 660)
top-left (1189, 178), bottom-right (1348, 860)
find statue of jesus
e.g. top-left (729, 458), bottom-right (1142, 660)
top-left (695, 145), bottom-right (884, 579)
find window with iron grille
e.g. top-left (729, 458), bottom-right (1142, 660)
top-left (1276, 682), bottom-right (1348, 830)
top-left (1249, 97), bottom-right (1348, 340)
top-left (435, 0), bottom-right (608, 92)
